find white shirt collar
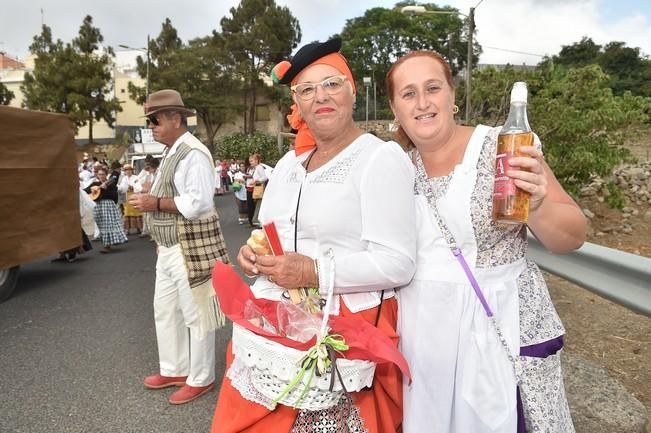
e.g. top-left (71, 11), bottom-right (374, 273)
top-left (165, 131), bottom-right (192, 157)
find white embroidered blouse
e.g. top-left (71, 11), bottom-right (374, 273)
top-left (252, 133), bottom-right (417, 313)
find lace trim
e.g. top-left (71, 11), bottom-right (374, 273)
top-left (310, 148), bottom-right (363, 184)
top-left (428, 175), bottom-right (453, 202)
top-left (230, 324), bottom-right (376, 410)
top-left (291, 394), bottom-right (368, 433)
top-left (227, 356), bottom-right (276, 410)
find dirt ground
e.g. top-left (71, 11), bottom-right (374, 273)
top-left (584, 200), bottom-right (651, 258)
top-left (547, 157), bottom-right (651, 413)
top-left (548, 274), bottom-right (651, 412)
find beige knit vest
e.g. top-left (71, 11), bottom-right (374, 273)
top-left (148, 143), bottom-right (192, 247)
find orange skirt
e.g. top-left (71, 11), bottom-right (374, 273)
top-left (211, 297), bottom-right (403, 433)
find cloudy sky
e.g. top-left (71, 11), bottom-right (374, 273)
top-left (1, 0), bottom-right (650, 67)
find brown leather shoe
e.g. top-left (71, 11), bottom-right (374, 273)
top-left (143, 373), bottom-right (188, 389)
top-left (168, 383), bottom-right (215, 405)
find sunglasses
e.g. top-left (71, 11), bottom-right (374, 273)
top-left (146, 114), bottom-right (160, 126)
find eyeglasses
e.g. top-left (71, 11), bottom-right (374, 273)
top-left (290, 75), bottom-right (348, 101)
top-left (146, 114), bottom-right (160, 126)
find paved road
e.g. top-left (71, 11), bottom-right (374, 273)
top-left (0, 193), bottom-right (249, 433)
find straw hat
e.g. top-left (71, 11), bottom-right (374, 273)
top-left (144, 89), bottom-right (195, 116)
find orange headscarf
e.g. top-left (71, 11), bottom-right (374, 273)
top-left (284, 52), bottom-right (356, 156)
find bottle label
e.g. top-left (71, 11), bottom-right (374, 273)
top-left (493, 152), bottom-right (516, 198)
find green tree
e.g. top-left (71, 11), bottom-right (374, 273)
top-left (68, 15), bottom-right (122, 143)
top-left (128, 18), bottom-right (183, 105)
top-left (0, 83), bottom-right (14, 105)
top-left (546, 37), bottom-right (651, 98)
top-left (21, 25), bottom-right (75, 112)
top-left (531, 65), bottom-right (650, 195)
top-left (554, 36), bottom-right (602, 67)
top-left (599, 41), bottom-right (651, 96)
top-left (128, 20), bottom-right (244, 153)
top-left (340, 2), bottom-right (475, 120)
top-left (463, 65), bottom-right (540, 125)
top-left (220, 0), bottom-right (301, 133)
top-left (180, 35), bottom-right (245, 152)
top-left (22, 18), bottom-right (121, 143)
top-left (470, 64), bottom-right (651, 198)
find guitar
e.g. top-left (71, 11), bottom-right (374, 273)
top-left (89, 176), bottom-right (117, 201)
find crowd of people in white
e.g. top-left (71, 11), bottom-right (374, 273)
top-left (58, 152), bottom-right (272, 262)
top-left (214, 155), bottom-right (273, 227)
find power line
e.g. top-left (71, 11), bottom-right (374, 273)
top-left (474, 0), bottom-right (485, 9)
top-left (482, 45), bottom-right (546, 58)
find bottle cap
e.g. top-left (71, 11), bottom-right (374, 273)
top-left (510, 82), bottom-right (528, 103)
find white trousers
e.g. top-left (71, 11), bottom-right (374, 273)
top-left (154, 244), bottom-right (215, 387)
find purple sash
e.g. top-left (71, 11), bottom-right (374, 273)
top-left (517, 335), bottom-right (565, 432)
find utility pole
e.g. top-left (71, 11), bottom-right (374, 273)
top-left (465, 7), bottom-right (475, 124)
top-left (145, 34), bottom-right (150, 99)
top-left (401, 5), bottom-right (478, 124)
top-left (372, 70), bottom-right (377, 120)
top-left (119, 36), bottom-right (151, 126)
top-left (363, 76), bottom-right (372, 127)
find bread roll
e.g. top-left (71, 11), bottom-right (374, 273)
top-left (246, 229), bottom-right (273, 255)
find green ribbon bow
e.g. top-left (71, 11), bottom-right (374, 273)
top-left (271, 333), bottom-right (349, 408)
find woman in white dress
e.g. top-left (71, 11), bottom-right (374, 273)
top-left (387, 51), bottom-right (586, 433)
top-left (212, 37), bottom-right (417, 433)
top-left (214, 159), bottom-right (223, 195)
top-left (247, 153), bottom-right (268, 227)
top-left (118, 164), bottom-right (143, 234)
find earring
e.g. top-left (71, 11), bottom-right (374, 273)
top-left (452, 105), bottom-right (459, 114)
top-left (393, 118), bottom-right (400, 126)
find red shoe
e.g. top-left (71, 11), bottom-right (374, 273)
top-left (143, 373), bottom-right (188, 389)
top-left (168, 383), bottom-right (215, 405)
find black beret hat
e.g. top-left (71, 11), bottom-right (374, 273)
top-left (273, 37), bottom-right (342, 85)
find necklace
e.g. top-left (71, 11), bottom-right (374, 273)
top-left (315, 141), bottom-right (346, 156)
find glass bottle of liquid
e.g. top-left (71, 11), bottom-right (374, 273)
top-left (492, 82), bottom-right (534, 224)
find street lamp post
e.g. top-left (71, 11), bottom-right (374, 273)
top-left (372, 70), bottom-right (377, 120)
top-left (401, 5), bottom-right (474, 124)
top-left (119, 34), bottom-right (150, 99)
top-left (145, 34), bottom-right (150, 98)
top-left (363, 76), bottom-right (372, 127)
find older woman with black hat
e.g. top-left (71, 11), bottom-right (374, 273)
top-left (211, 38), bottom-right (417, 433)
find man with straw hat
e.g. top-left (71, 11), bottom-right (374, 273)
top-left (129, 89), bottom-right (229, 405)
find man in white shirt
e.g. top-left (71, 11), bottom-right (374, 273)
top-left (128, 89), bottom-right (229, 405)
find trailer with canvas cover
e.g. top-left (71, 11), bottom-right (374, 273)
top-left (0, 106), bottom-right (80, 302)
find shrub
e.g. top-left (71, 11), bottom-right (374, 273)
top-left (216, 132), bottom-right (287, 165)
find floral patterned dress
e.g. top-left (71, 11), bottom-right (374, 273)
top-left (398, 125), bottom-right (574, 433)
